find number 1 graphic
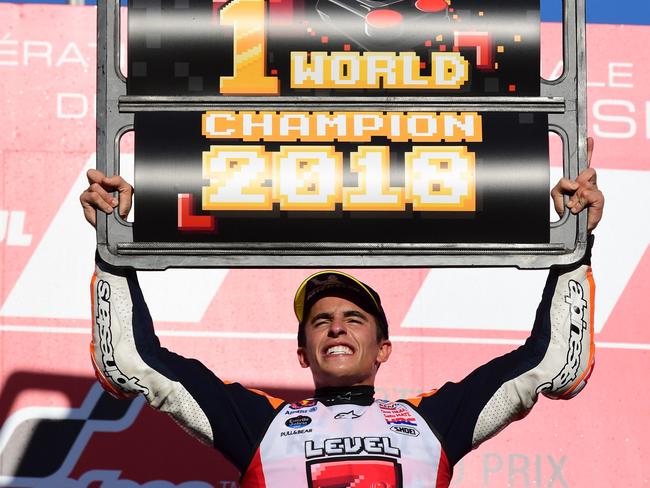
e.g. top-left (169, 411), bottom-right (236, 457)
top-left (219, 0), bottom-right (280, 95)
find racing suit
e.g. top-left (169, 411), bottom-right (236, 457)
top-left (90, 257), bottom-right (594, 487)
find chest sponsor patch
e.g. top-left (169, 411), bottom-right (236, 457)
top-left (286, 415), bottom-right (312, 429)
top-left (378, 401), bottom-right (418, 427)
top-left (285, 406), bottom-right (318, 415)
top-left (334, 410), bottom-right (363, 420)
top-left (289, 399), bottom-right (318, 409)
top-left (281, 428), bottom-right (312, 438)
top-left (390, 425), bottom-right (420, 437)
top-left (305, 436), bottom-right (401, 459)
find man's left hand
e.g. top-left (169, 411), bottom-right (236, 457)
top-left (551, 137), bottom-right (604, 232)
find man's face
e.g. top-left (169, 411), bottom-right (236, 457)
top-left (297, 295), bottom-right (392, 389)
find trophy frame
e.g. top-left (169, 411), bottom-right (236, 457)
top-left (96, 0), bottom-right (588, 269)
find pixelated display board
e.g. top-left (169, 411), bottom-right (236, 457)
top-left (97, 0), bottom-right (587, 268)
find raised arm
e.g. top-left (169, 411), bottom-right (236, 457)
top-left (411, 152), bottom-right (604, 466)
top-left (81, 172), bottom-right (284, 472)
top-left (411, 257), bottom-right (595, 466)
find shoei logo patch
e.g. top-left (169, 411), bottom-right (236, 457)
top-left (286, 415), bottom-right (312, 429)
top-left (390, 425), bottom-right (420, 437)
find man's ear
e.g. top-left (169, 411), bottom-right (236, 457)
top-left (376, 340), bottom-right (392, 365)
top-left (297, 347), bottom-right (310, 368)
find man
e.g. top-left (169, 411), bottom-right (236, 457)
top-left (80, 144), bottom-right (604, 487)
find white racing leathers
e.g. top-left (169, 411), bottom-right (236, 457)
top-left (90, 258), bottom-right (595, 487)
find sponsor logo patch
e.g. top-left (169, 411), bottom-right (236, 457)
top-left (334, 410), bottom-right (363, 420)
top-left (390, 425), bottom-right (420, 437)
top-left (289, 399), bottom-right (317, 410)
top-left (378, 401), bottom-right (417, 427)
top-left (285, 415), bottom-right (312, 429)
top-left (281, 428), bottom-right (312, 438)
top-left (305, 436), bottom-right (401, 459)
top-left (377, 400), bottom-right (397, 410)
top-left (285, 406), bottom-right (317, 415)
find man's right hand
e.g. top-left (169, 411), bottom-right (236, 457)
top-left (80, 169), bottom-right (134, 228)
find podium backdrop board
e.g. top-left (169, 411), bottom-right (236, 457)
top-left (96, 0), bottom-right (588, 269)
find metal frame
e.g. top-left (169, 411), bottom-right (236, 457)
top-left (96, 0), bottom-right (588, 269)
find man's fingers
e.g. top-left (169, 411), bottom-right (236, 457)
top-left (575, 167), bottom-right (597, 187)
top-left (102, 174), bottom-right (131, 191)
top-left (567, 186), bottom-right (603, 213)
top-left (83, 189), bottom-right (115, 214)
top-left (552, 178), bottom-right (580, 195)
top-left (102, 175), bottom-right (134, 219)
top-left (87, 171), bottom-right (130, 194)
top-left (80, 188), bottom-right (116, 227)
top-left (551, 172), bottom-right (599, 216)
top-left (552, 194), bottom-right (565, 217)
top-left (81, 171), bottom-right (134, 228)
top-left (117, 192), bottom-right (133, 220)
top-left (86, 168), bottom-right (106, 186)
top-left (80, 197), bottom-right (97, 227)
top-left (89, 182), bottom-right (118, 208)
top-left (586, 191), bottom-right (605, 232)
top-left (567, 188), bottom-right (605, 231)
top-left (550, 178), bottom-right (579, 217)
top-left (549, 139), bottom-right (604, 231)
top-left (551, 187), bottom-right (566, 217)
top-left (86, 173), bottom-right (134, 220)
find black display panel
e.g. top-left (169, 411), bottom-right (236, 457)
top-left (134, 111), bottom-right (549, 243)
top-left (127, 0), bottom-right (540, 97)
top-left (129, 0), bottom-right (548, 244)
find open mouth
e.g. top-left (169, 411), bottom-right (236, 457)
top-left (326, 345), bottom-right (354, 356)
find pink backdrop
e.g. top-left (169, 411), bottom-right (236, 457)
top-left (1, 4), bottom-right (649, 486)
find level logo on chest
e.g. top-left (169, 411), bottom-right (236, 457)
top-left (305, 436), bottom-right (401, 459)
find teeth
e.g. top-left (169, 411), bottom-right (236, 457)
top-left (327, 345), bottom-right (353, 355)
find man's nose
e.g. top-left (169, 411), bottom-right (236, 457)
top-left (328, 318), bottom-right (347, 336)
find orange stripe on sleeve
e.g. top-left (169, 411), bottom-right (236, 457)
top-left (560, 267), bottom-right (596, 399)
top-left (406, 388), bottom-right (439, 407)
top-left (247, 387), bottom-right (285, 409)
top-left (223, 381), bottom-right (286, 409)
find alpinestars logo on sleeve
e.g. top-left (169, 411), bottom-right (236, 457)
top-left (95, 280), bottom-right (149, 395)
top-left (537, 279), bottom-right (589, 395)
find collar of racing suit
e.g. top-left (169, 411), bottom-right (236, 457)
top-left (313, 385), bottom-right (375, 406)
